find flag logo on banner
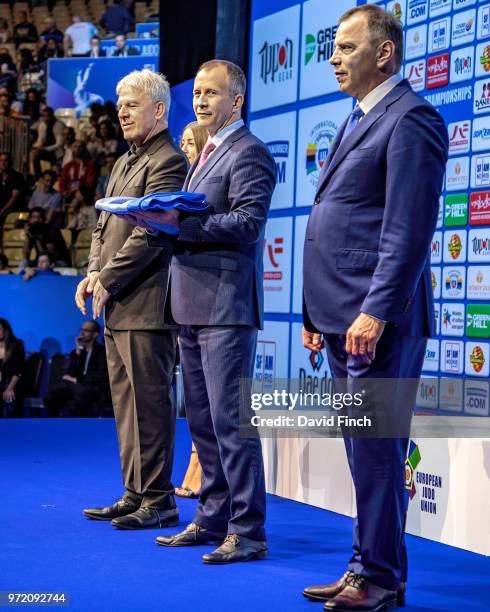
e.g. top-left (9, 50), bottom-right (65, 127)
top-left (406, 441), bottom-right (422, 499)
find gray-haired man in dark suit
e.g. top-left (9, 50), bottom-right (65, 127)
top-left (75, 69), bottom-right (187, 530)
top-left (149, 60), bottom-right (276, 564)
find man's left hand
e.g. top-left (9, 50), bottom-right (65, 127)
top-left (62, 375), bottom-right (77, 384)
top-left (346, 313), bottom-right (385, 361)
top-left (92, 279), bottom-right (111, 319)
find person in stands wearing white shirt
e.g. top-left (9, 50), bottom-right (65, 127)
top-left (64, 16), bottom-right (98, 57)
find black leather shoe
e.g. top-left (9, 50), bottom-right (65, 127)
top-left (304, 572), bottom-right (406, 606)
top-left (111, 507), bottom-right (179, 530)
top-left (155, 522), bottom-right (226, 547)
top-left (324, 574), bottom-right (399, 611)
top-left (202, 534), bottom-right (267, 564)
top-left (83, 498), bottom-right (140, 521)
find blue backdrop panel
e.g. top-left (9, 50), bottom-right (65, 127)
top-left (0, 276), bottom-right (99, 357)
top-left (100, 38), bottom-right (159, 57)
top-left (135, 22), bottom-right (160, 37)
top-left (168, 78), bottom-right (195, 145)
top-left (47, 57), bottom-right (158, 116)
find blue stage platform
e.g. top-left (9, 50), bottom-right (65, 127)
top-left (1, 418), bottom-right (489, 611)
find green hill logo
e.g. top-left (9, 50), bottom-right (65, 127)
top-left (305, 33), bottom-right (316, 65)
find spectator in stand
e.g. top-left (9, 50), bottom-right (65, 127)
top-left (37, 38), bottom-right (64, 64)
top-left (21, 251), bottom-right (60, 282)
top-left (0, 19), bottom-right (11, 45)
top-left (0, 253), bottom-right (12, 274)
top-left (0, 48), bottom-right (15, 71)
top-left (87, 120), bottom-right (118, 158)
top-left (22, 88), bottom-right (41, 122)
top-left (88, 35), bottom-right (106, 58)
top-left (59, 140), bottom-right (97, 201)
top-left (0, 92), bottom-right (11, 116)
top-left (22, 207), bottom-right (70, 267)
top-left (112, 34), bottom-right (139, 56)
top-left (0, 64), bottom-right (17, 98)
top-left (31, 107), bottom-right (65, 177)
top-left (0, 152), bottom-right (26, 220)
top-left (0, 318), bottom-right (25, 418)
top-left (67, 186), bottom-right (98, 239)
top-left (95, 152), bottom-right (117, 199)
top-left (44, 320), bottom-right (109, 417)
top-left (60, 125), bottom-right (76, 167)
top-left (39, 17), bottom-right (64, 48)
top-left (99, 0), bottom-right (133, 36)
top-left (64, 16), bottom-right (98, 57)
top-left (28, 170), bottom-right (64, 228)
top-left (13, 11), bottom-right (38, 47)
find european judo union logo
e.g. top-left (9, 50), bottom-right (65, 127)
top-left (405, 440), bottom-right (421, 500)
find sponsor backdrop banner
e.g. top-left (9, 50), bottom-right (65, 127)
top-left (250, 0), bottom-right (490, 554)
top-left (47, 57), bottom-right (158, 115)
top-left (100, 38), bottom-right (159, 57)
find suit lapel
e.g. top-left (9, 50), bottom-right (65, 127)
top-left (316, 80), bottom-right (411, 195)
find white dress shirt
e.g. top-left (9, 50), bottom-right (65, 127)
top-left (358, 73), bottom-right (403, 118)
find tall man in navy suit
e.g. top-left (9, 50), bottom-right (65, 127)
top-left (301, 6), bottom-right (448, 611)
top-left (153, 60), bottom-right (276, 563)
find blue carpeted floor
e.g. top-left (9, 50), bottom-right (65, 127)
top-left (0, 419), bottom-right (488, 611)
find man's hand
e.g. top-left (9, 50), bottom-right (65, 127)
top-left (22, 267), bottom-right (37, 282)
top-left (75, 271), bottom-right (99, 315)
top-left (2, 387), bottom-right (15, 402)
top-left (62, 375), bottom-right (77, 384)
top-left (302, 327), bottom-right (324, 352)
top-left (345, 313), bottom-right (385, 361)
top-left (92, 279), bottom-right (111, 319)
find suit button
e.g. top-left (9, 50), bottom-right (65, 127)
top-left (100, 238), bottom-right (104, 244)
top-left (314, 196), bottom-right (320, 205)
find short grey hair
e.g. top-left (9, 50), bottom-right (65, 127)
top-left (116, 69), bottom-right (171, 119)
top-left (198, 59), bottom-right (247, 97)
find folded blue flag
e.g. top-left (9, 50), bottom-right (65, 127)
top-left (94, 191), bottom-right (209, 235)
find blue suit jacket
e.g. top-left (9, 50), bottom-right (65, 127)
top-left (303, 80), bottom-right (448, 337)
top-left (170, 125), bottom-right (276, 328)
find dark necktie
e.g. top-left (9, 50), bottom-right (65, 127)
top-left (340, 104), bottom-right (365, 144)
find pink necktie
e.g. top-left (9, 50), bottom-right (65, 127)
top-left (198, 140), bottom-right (217, 169)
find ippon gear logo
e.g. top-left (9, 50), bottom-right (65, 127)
top-left (259, 38), bottom-right (294, 84)
top-left (304, 26), bottom-right (337, 66)
top-left (306, 120), bottom-right (336, 186)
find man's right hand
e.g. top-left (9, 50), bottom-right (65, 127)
top-left (75, 271), bottom-right (99, 315)
top-left (302, 327), bottom-right (324, 352)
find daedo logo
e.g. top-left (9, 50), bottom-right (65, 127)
top-left (267, 140), bottom-right (289, 184)
top-left (405, 60), bottom-right (426, 91)
top-left (427, 53), bottom-right (449, 88)
top-left (259, 38), bottom-right (294, 84)
top-left (447, 121), bottom-right (470, 154)
top-left (470, 191), bottom-right (490, 225)
top-left (473, 79), bottom-right (490, 114)
top-left (304, 26), bottom-right (337, 66)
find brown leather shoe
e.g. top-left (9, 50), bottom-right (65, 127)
top-left (303, 572), bottom-right (406, 606)
top-left (324, 574), bottom-right (398, 611)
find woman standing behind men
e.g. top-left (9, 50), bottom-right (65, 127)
top-left (0, 318), bottom-right (25, 418)
top-left (174, 121), bottom-right (207, 499)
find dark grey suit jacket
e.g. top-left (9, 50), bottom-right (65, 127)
top-left (87, 129), bottom-right (187, 330)
top-left (170, 125), bottom-right (276, 328)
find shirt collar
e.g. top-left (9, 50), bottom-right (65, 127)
top-left (209, 119), bottom-right (244, 149)
top-left (358, 73), bottom-right (402, 117)
top-left (129, 128), bottom-right (168, 161)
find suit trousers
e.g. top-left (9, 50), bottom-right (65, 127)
top-left (324, 331), bottom-right (427, 591)
top-left (179, 325), bottom-right (266, 541)
top-left (104, 327), bottom-right (177, 509)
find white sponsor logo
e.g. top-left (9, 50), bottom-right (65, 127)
top-left (471, 116), bottom-right (490, 151)
top-left (442, 266), bottom-right (466, 298)
top-left (471, 153), bottom-right (490, 187)
top-left (474, 78), bottom-right (490, 114)
top-left (451, 9), bottom-right (476, 47)
top-left (417, 376), bottom-right (439, 409)
top-left (464, 380), bottom-right (489, 416)
top-left (465, 341), bottom-right (489, 377)
top-left (448, 119), bottom-right (471, 154)
top-left (405, 24), bottom-right (428, 59)
top-left (445, 156), bottom-right (470, 190)
top-left (404, 59), bottom-right (426, 90)
top-left (439, 377), bottom-right (463, 412)
top-left (441, 302), bottom-right (465, 336)
top-left (477, 4), bottom-right (490, 40)
top-left (263, 217), bottom-right (293, 313)
top-left (429, 16), bottom-right (451, 52)
top-left (423, 339), bottom-right (440, 372)
top-left (441, 340), bottom-right (464, 374)
top-left (468, 228), bottom-right (490, 262)
top-left (431, 231), bottom-right (442, 263)
top-left (429, 0), bottom-right (451, 18)
top-left (407, 0), bottom-right (428, 25)
top-left (467, 265), bottom-right (490, 299)
top-left (450, 45), bottom-right (474, 83)
top-left (443, 229), bottom-right (467, 263)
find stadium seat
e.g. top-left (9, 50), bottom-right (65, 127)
top-left (3, 228), bottom-right (26, 265)
top-left (74, 228), bottom-right (93, 268)
top-left (2, 211), bottom-right (29, 231)
top-left (22, 352), bottom-right (46, 417)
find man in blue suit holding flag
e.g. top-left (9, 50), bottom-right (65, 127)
top-left (302, 6), bottom-right (448, 611)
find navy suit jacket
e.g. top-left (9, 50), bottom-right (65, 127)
top-left (303, 80), bottom-right (448, 337)
top-left (170, 125), bottom-right (276, 328)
